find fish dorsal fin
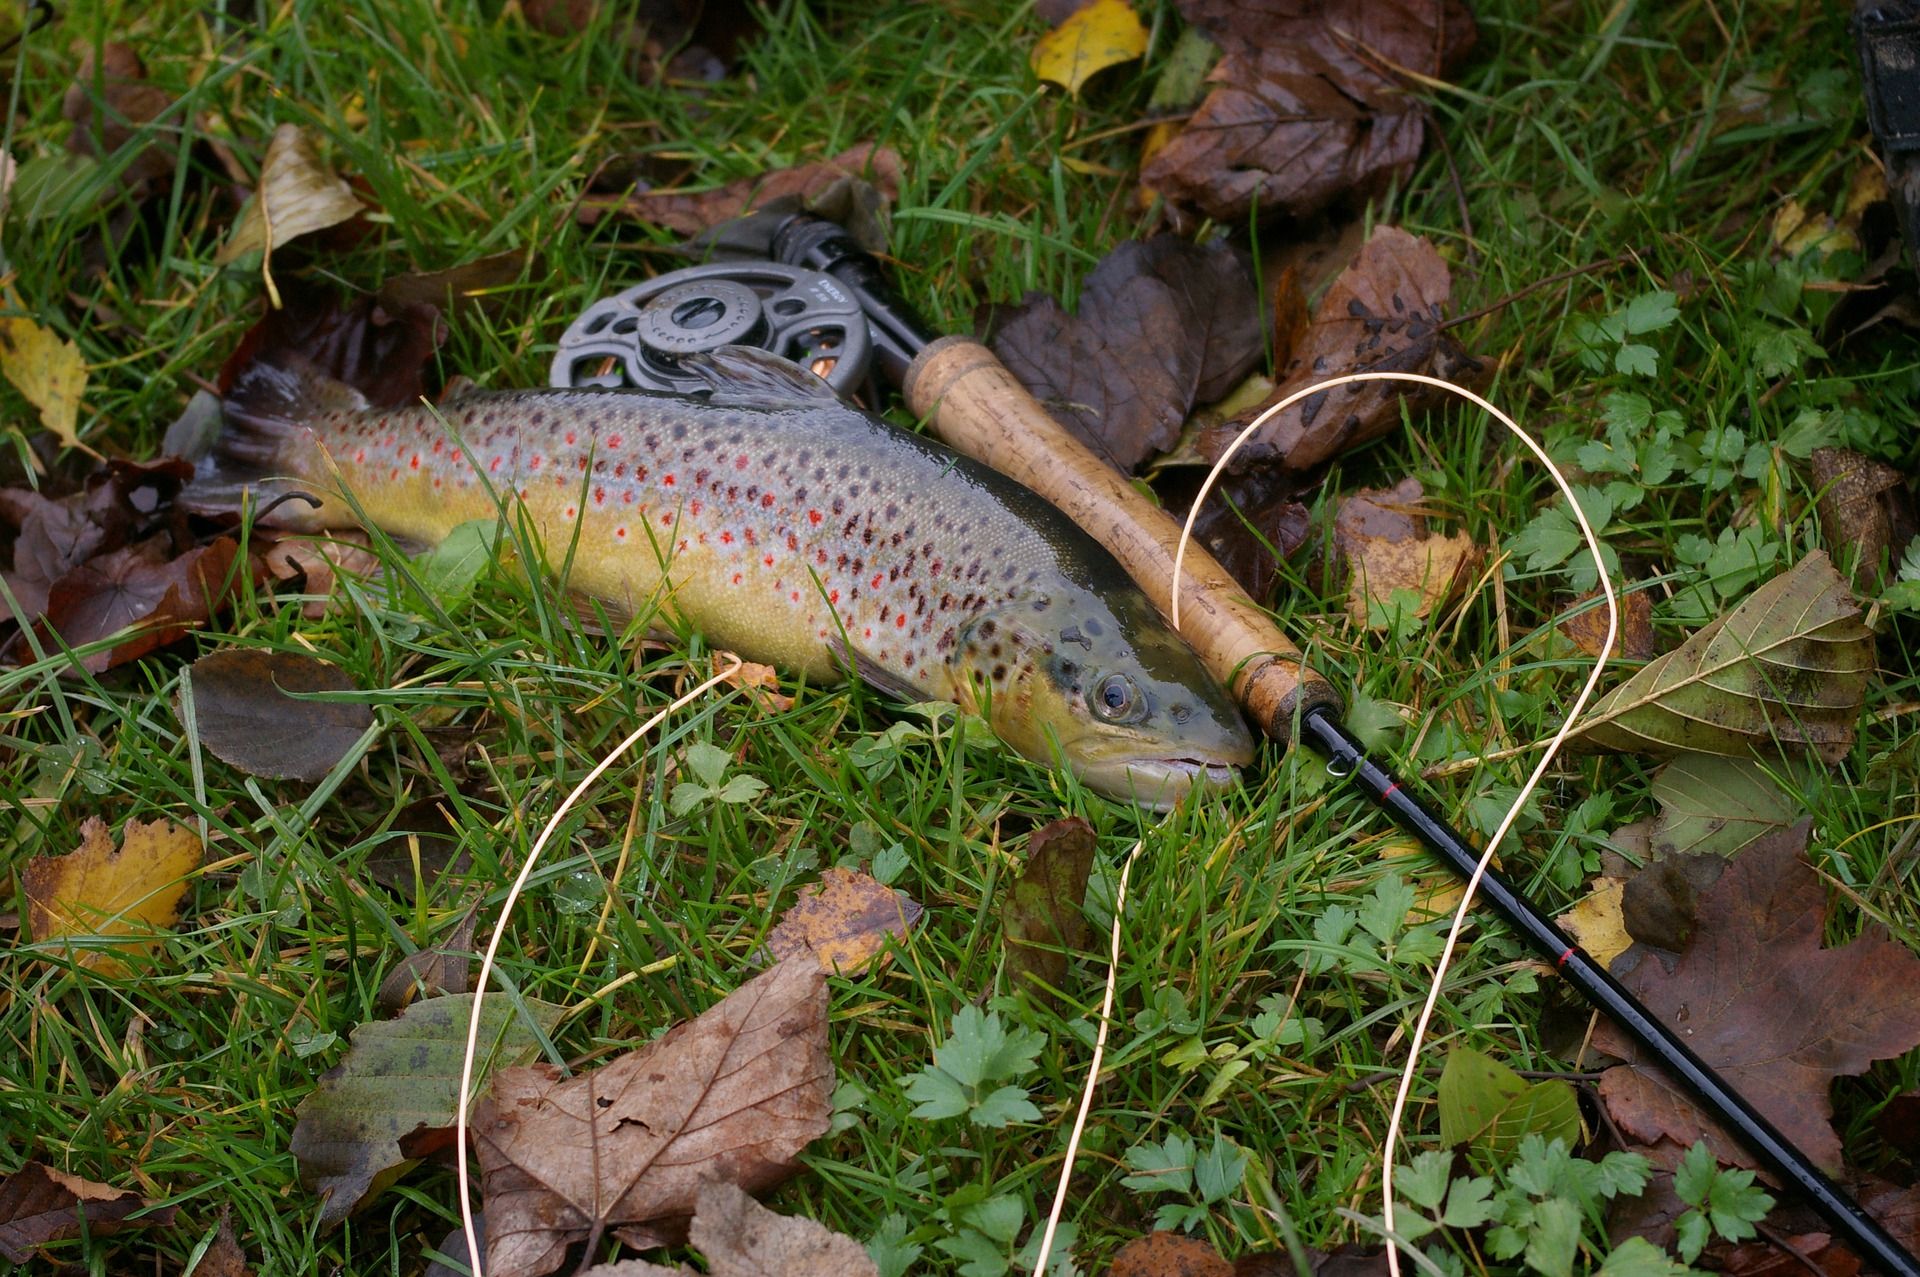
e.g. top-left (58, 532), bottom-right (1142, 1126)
top-left (677, 345), bottom-right (842, 405)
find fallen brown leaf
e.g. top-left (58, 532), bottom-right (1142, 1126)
top-left (216, 277), bottom-right (444, 410)
top-left (685, 1179), bottom-right (879, 1276)
top-left (377, 251), bottom-right (531, 321)
top-left (715, 653), bottom-right (794, 712)
top-left (257, 528), bottom-right (382, 619)
top-left (766, 866), bottom-right (921, 974)
top-left (475, 958), bottom-right (832, 1277)
top-left (1811, 447), bottom-right (1917, 590)
top-left (34, 533), bottom-right (243, 673)
top-left (1331, 476), bottom-right (1476, 628)
top-left (23, 815), bottom-right (200, 975)
top-left (0, 1161), bottom-right (177, 1264)
top-left (992, 234), bottom-right (1265, 473)
top-left (1112, 1229), bottom-right (1233, 1276)
top-left (217, 123), bottom-right (367, 272)
top-left (1595, 822), bottom-right (1920, 1170)
top-left (199, 1210), bottom-right (254, 1277)
top-left (579, 143), bottom-right (902, 235)
top-left (1167, 468), bottom-right (1311, 602)
top-left (1143, 0), bottom-right (1476, 226)
top-left (1003, 816), bottom-right (1097, 998)
top-left (1559, 587), bottom-right (1656, 661)
top-left (375, 900), bottom-right (481, 1013)
top-left (185, 649), bottom-right (375, 782)
top-left (1199, 227), bottom-right (1479, 472)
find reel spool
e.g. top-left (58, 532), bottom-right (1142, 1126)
top-left (549, 261), bottom-right (873, 397)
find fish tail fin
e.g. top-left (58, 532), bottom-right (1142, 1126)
top-left (179, 360), bottom-right (366, 526)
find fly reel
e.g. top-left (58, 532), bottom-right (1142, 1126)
top-left (550, 261), bottom-right (873, 397)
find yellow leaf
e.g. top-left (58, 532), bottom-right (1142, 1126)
top-left (1031, 0), bottom-right (1148, 97)
top-left (766, 867), bottom-right (921, 975)
top-left (23, 817), bottom-right (201, 974)
top-left (1559, 877), bottom-right (1631, 967)
top-left (0, 292), bottom-right (91, 453)
top-left (216, 124), bottom-right (366, 301)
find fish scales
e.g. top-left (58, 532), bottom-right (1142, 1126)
top-left (311, 388), bottom-right (1058, 696)
top-left (189, 346), bottom-right (1252, 806)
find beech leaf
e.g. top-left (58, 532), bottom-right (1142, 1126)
top-left (1594, 822), bottom-right (1920, 1171)
top-left (217, 123), bottom-right (365, 267)
top-left (1572, 552), bottom-right (1873, 763)
top-left (474, 957), bottom-right (832, 1277)
top-left (290, 992), bottom-right (565, 1224)
top-left (23, 816), bottom-right (200, 975)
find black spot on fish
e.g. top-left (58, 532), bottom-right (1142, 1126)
top-left (1060, 626), bottom-right (1091, 650)
top-left (1082, 617), bottom-right (1104, 637)
top-left (991, 664), bottom-right (1007, 682)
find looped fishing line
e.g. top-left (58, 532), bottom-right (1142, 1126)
top-left (1033, 372), bottom-right (1617, 1276)
top-left (454, 656), bottom-right (743, 1277)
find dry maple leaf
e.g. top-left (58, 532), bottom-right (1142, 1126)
top-left (474, 957), bottom-right (832, 1277)
top-left (23, 816), bottom-right (200, 975)
top-left (578, 143), bottom-right (902, 236)
top-left (1594, 822), bottom-right (1920, 1171)
top-left (1198, 227), bottom-right (1479, 472)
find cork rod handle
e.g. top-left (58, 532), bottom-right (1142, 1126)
top-left (903, 335), bottom-right (1341, 740)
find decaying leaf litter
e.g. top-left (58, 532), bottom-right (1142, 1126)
top-left (5, 2), bottom-right (1920, 1276)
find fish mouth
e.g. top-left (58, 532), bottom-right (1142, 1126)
top-left (1083, 755), bottom-right (1242, 810)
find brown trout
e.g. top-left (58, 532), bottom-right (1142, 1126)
top-left (189, 345), bottom-right (1253, 806)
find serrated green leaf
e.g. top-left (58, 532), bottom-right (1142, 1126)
top-left (1525, 1197), bottom-right (1583, 1277)
top-left (668, 781), bottom-right (710, 816)
top-left (713, 773), bottom-right (767, 804)
top-left (1442, 1175), bottom-right (1498, 1229)
top-left (1615, 344), bottom-right (1659, 377)
top-left (868, 1214), bottom-right (924, 1277)
top-left (969, 1084), bottom-right (1040, 1128)
top-left (1623, 291), bottom-right (1680, 334)
top-left (1122, 1132), bottom-right (1196, 1194)
top-left (685, 740), bottom-right (731, 787)
top-left (1397, 1150), bottom-right (1454, 1211)
top-left (1192, 1134), bottom-right (1247, 1203)
top-left (1598, 1236), bottom-right (1694, 1277)
top-left (1573, 553), bottom-right (1871, 762)
top-left (1510, 507), bottom-right (1583, 572)
top-left (902, 1069), bottom-right (971, 1119)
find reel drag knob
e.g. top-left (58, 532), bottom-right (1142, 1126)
top-left (550, 262), bottom-right (873, 397)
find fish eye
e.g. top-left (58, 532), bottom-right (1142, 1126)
top-left (1089, 672), bottom-right (1145, 724)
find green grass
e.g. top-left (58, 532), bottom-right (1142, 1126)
top-left (4, 1), bottom-right (1920, 1275)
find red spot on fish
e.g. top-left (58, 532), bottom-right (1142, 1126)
top-left (664, 473), bottom-right (675, 486)
top-left (863, 627), bottom-right (873, 639)
top-left (871, 573), bottom-right (884, 588)
top-left (815, 549), bottom-right (828, 566)
top-left (354, 448), bottom-right (366, 463)
top-left (614, 461), bottom-right (627, 477)
top-left (410, 454), bottom-right (421, 470)
top-left (594, 486), bottom-right (606, 505)
top-left (690, 499), bottom-right (702, 516)
top-left (389, 467), bottom-right (400, 480)
top-left (721, 531), bottom-right (734, 545)
top-left (829, 589), bottom-right (840, 604)
top-left (608, 434), bottom-right (623, 449)
top-left (735, 454), bottom-right (750, 470)
top-left (732, 572), bottom-right (743, 584)
top-left (761, 493), bottom-right (775, 509)
top-left (786, 533), bottom-right (799, 552)
top-left (635, 465), bottom-right (648, 481)
top-left (660, 512), bottom-right (673, 526)
top-left (530, 455), bottom-right (543, 471)
top-left (790, 590), bottom-right (800, 603)
top-left (565, 431), bottom-right (577, 445)
top-left (489, 456), bottom-right (503, 473)
top-left (744, 529), bottom-right (757, 545)
top-left (623, 490), bottom-right (636, 504)
top-left (431, 438), bottom-right (443, 454)
top-left (808, 509), bottom-right (822, 525)
top-left (763, 554), bottom-right (775, 567)
top-left (565, 504), bottom-right (577, 519)
top-left (678, 539), bottom-right (688, 552)
top-left (615, 526), bottom-right (628, 540)
top-left (433, 477), bottom-right (442, 488)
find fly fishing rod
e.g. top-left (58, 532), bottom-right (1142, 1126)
top-left (565, 211), bottom-right (1920, 1276)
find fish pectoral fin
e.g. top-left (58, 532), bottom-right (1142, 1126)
top-left (828, 638), bottom-right (921, 704)
top-left (678, 346), bottom-right (843, 406)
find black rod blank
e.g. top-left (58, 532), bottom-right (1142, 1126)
top-left (1298, 706), bottom-right (1920, 1277)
